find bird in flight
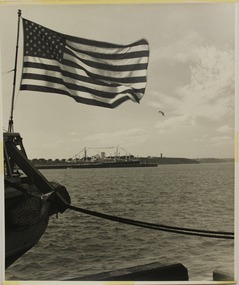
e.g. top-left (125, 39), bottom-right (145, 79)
top-left (158, 111), bottom-right (165, 116)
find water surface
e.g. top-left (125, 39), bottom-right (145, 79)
top-left (6, 162), bottom-right (235, 281)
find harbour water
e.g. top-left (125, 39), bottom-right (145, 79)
top-left (5, 162), bottom-right (235, 281)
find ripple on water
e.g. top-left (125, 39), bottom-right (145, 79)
top-left (5, 163), bottom-right (235, 281)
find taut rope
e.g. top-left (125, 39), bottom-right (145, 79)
top-left (67, 204), bottom-right (234, 240)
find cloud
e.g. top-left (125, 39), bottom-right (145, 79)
top-left (155, 114), bottom-right (196, 133)
top-left (209, 136), bottom-right (232, 146)
top-left (193, 135), bottom-right (210, 143)
top-left (152, 32), bottom-right (204, 63)
top-left (147, 91), bottom-right (181, 110)
top-left (69, 132), bottom-right (78, 136)
top-left (178, 45), bottom-right (234, 99)
top-left (193, 134), bottom-right (232, 146)
top-left (35, 129), bottom-right (150, 158)
top-left (149, 43), bottom-right (234, 122)
top-left (83, 128), bottom-right (149, 147)
top-left (217, 125), bottom-right (234, 134)
top-left (176, 47), bottom-right (234, 120)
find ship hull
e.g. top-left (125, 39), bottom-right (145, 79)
top-left (5, 182), bottom-right (50, 269)
top-left (4, 132), bottom-right (70, 269)
top-left (34, 161), bottom-right (158, 169)
top-left (5, 217), bottom-right (49, 268)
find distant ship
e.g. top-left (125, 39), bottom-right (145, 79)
top-left (33, 147), bottom-right (158, 169)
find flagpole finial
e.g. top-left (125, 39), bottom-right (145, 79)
top-left (18, 9), bottom-right (21, 17)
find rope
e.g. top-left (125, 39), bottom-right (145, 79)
top-left (67, 204), bottom-right (234, 240)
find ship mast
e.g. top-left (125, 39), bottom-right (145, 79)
top-left (8, 9), bottom-right (22, 132)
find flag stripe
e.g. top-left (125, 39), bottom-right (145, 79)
top-left (22, 67), bottom-right (146, 94)
top-left (66, 43), bottom-right (149, 60)
top-left (66, 39), bottom-right (149, 56)
top-left (20, 18), bottom-right (149, 108)
top-left (21, 84), bottom-right (131, 109)
top-left (21, 79), bottom-right (139, 105)
top-left (63, 51), bottom-right (147, 80)
top-left (23, 59), bottom-right (145, 89)
top-left (65, 46), bottom-right (148, 69)
top-left (23, 57), bottom-right (147, 86)
top-left (64, 47), bottom-right (148, 71)
top-left (65, 35), bottom-right (148, 49)
top-left (21, 73), bottom-right (143, 100)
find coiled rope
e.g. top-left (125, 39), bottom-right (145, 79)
top-left (67, 204), bottom-right (234, 240)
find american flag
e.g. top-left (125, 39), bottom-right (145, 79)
top-left (20, 18), bottom-right (150, 108)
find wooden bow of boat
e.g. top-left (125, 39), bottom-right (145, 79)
top-left (4, 132), bottom-right (71, 269)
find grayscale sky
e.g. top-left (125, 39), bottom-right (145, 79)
top-left (0, 3), bottom-right (236, 159)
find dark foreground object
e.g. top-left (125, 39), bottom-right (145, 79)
top-left (213, 270), bottom-right (234, 281)
top-left (67, 262), bottom-right (189, 281)
top-left (4, 132), bottom-right (71, 269)
top-left (5, 218), bottom-right (48, 268)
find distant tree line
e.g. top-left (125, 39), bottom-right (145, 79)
top-left (31, 158), bottom-right (67, 164)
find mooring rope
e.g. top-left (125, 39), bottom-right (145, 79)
top-left (67, 204), bottom-right (234, 240)
top-left (4, 180), bottom-right (234, 239)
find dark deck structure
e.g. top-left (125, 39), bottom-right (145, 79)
top-left (67, 262), bottom-right (189, 281)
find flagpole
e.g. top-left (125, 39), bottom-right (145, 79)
top-left (8, 9), bottom-right (22, 132)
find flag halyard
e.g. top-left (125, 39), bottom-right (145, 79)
top-left (20, 18), bottom-right (149, 108)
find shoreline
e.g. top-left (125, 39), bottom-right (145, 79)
top-left (32, 157), bottom-right (234, 170)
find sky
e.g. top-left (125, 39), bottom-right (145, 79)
top-left (0, 2), bottom-right (236, 160)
